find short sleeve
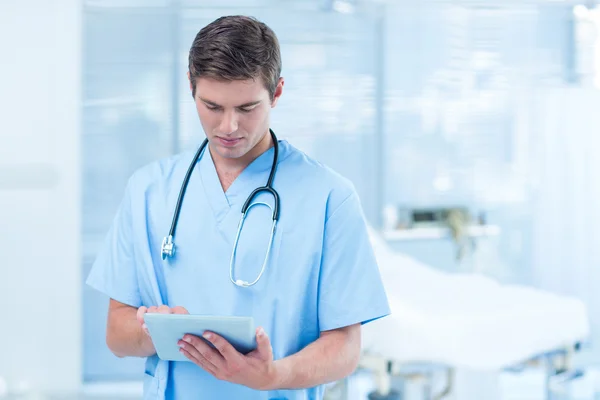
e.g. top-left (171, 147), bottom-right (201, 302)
top-left (318, 190), bottom-right (391, 332)
top-left (86, 179), bottom-right (142, 308)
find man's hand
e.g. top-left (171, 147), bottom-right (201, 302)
top-left (136, 305), bottom-right (189, 337)
top-left (178, 327), bottom-right (278, 390)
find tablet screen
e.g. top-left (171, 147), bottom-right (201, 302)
top-left (144, 313), bottom-right (256, 362)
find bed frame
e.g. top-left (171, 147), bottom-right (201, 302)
top-left (325, 342), bottom-right (585, 400)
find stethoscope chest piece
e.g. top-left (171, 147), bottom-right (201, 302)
top-left (161, 235), bottom-right (175, 260)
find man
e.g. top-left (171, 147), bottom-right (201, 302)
top-left (87, 15), bottom-right (390, 400)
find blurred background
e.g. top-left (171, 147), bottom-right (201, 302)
top-left (2, 0), bottom-right (600, 399)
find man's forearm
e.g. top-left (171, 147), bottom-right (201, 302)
top-left (271, 324), bottom-right (361, 390)
top-left (107, 305), bottom-right (155, 358)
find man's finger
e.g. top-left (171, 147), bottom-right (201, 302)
top-left (179, 347), bottom-right (217, 376)
top-left (182, 335), bottom-right (226, 370)
top-left (172, 306), bottom-right (189, 315)
top-left (157, 305), bottom-right (171, 314)
top-left (179, 336), bottom-right (222, 371)
top-left (202, 331), bottom-right (242, 363)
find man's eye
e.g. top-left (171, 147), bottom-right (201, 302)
top-left (239, 108), bottom-right (253, 113)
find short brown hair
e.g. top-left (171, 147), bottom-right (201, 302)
top-left (188, 16), bottom-right (282, 100)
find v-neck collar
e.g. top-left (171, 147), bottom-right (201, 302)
top-left (197, 141), bottom-right (283, 225)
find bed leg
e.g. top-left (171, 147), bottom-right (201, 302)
top-left (545, 358), bottom-right (553, 400)
top-left (368, 364), bottom-right (401, 399)
top-left (431, 368), bottom-right (454, 400)
top-left (367, 386), bottom-right (401, 400)
top-left (423, 371), bottom-right (432, 400)
top-left (364, 367), bottom-right (401, 400)
top-left (360, 355), bottom-right (401, 400)
top-left (543, 346), bottom-right (584, 400)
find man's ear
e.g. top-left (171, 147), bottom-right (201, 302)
top-left (271, 77), bottom-right (284, 108)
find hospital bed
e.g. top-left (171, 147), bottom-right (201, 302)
top-left (351, 228), bottom-right (591, 400)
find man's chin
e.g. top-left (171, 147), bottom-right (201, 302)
top-left (214, 146), bottom-right (246, 160)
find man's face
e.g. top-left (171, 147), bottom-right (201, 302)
top-left (190, 75), bottom-right (283, 161)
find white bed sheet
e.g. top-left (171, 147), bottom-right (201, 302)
top-left (361, 229), bottom-right (590, 370)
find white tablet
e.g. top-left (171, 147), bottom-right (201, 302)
top-left (144, 313), bottom-right (257, 362)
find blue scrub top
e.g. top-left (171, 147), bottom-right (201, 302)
top-left (87, 139), bottom-right (390, 400)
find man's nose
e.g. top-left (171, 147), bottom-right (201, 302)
top-left (218, 110), bottom-right (238, 135)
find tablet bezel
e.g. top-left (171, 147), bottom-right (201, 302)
top-left (144, 313), bottom-right (257, 362)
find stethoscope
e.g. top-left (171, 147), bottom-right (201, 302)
top-left (161, 129), bottom-right (280, 288)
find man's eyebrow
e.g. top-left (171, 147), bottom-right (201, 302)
top-left (237, 100), bottom-right (261, 108)
top-left (199, 98), bottom-right (261, 108)
top-left (199, 98), bottom-right (220, 107)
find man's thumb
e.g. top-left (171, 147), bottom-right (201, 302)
top-left (256, 327), bottom-right (272, 357)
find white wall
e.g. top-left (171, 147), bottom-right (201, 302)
top-left (0, 0), bottom-right (82, 395)
top-left (530, 87), bottom-right (600, 362)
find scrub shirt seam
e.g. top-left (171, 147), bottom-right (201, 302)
top-left (324, 191), bottom-right (356, 225)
